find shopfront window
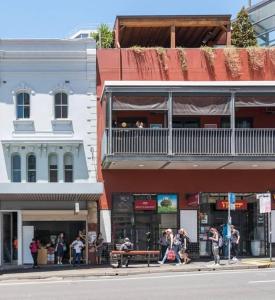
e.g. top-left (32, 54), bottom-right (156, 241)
top-left (112, 193), bottom-right (178, 250)
top-left (199, 193), bottom-right (267, 257)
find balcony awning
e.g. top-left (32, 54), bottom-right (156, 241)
top-left (236, 95), bottom-right (275, 107)
top-left (173, 95), bottom-right (230, 115)
top-left (113, 95), bottom-right (167, 110)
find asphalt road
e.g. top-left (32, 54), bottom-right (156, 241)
top-left (1, 268), bottom-right (275, 300)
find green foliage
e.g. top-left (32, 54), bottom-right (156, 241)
top-left (231, 7), bottom-right (257, 48)
top-left (91, 24), bottom-right (113, 48)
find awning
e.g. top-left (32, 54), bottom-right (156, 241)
top-left (173, 95), bottom-right (230, 115)
top-left (236, 95), bottom-right (275, 107)
top-left (0, 183), bottom-right (103, 201)
top-left (112, 95), bottom-right (167, 110)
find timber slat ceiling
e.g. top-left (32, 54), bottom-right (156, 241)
top-left (115, 15), bottom-right (231, 48)
top-left (0, 194), bottom-right (100, 201)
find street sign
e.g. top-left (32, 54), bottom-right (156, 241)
top-left (228, 192), bottom-right (236, 210)
top-left (257, 193), bottom-right (271, 214)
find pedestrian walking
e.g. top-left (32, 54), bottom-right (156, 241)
top-left (158, 229), bottom-right (181, 265)
top-left (209, 227), bottom-right (220, 266)
top-left (55, 233), bottom-right (65, 265)
top-left (29, 238), bottom-right (40, 268)
top-left (159, 230), bottom-right (168, 260)
top-left (178, 229), bottom-right (191, 264)
top-left (231, 225), bottom-right (240, 262)
top-left (71, 236), bottom-right (84, 266)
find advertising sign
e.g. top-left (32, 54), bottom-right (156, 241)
top-left (216, 200), bottom-right (247, 210)
top-left (157, 194), bottom-right (177, 213)
top-left (186, 193), bottom-right (200, 207)
top-left (257, 193), bottom-right (271, 214)
top-left (134, 199), bottom-right (156, 211)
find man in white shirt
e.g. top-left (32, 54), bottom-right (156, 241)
top-left (71, 236), bottom-right (84, 266)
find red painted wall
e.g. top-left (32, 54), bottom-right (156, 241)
top-left (97, 48), bottom-right (275, 210)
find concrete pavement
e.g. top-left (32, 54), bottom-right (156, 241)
top-left (0, 258), bottom-right (273, 282)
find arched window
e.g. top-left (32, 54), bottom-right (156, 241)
top-left (11, 154), bottom-right (21, 182)
top-left (64, 153), bottom-right (73, 182)
top-left (27, 154), bottom-right (36, 182)
top-left (54, 93), bottom-right (68, 119)
top-left (48, 154), bottom-right (58, 182)
top-left (16, 92), bottom-right (30, 119)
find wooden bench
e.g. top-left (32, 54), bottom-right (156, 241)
top-left (110, 250), bottom-right (160, 267)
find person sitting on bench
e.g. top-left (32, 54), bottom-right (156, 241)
top-left (118, 238), bottom-right (133, 267)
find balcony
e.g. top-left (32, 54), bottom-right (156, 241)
top-left (101, 81), bottom-right (275, 169)
top-left (106, 128), bottom-right (275, 156)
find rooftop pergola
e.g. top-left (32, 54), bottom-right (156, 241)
top-left (114, 15), bottom-right (231, 48)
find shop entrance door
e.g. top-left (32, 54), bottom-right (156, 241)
top-left (135, 213), bottom-right (158, 250)
top-left (1, 212), bottom-right (18, 264)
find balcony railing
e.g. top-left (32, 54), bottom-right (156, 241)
top-left (105, 128), bottom-right (275, 157)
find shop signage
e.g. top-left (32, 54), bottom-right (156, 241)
top-left (216, 200), bottom-right (247, 210)
top-left (134, 199), bottom-right (156, 211)
top-left (186, 193), bottom-right (199, 207)
top-left (157, 194), bottom-right (178, 213)
top-left (257, 193), bottom-right (271, 214)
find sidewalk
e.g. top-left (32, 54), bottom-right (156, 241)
top-left (0, 258), bottom-right (273, 282)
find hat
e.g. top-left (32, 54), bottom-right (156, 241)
top-left (124, 237), bottom-right (130, 242)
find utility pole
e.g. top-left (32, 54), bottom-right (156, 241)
top-left (248, 0), bottom-right (252, 7)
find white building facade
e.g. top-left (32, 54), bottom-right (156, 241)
top-left (0, 39), bottom-right (103, 266)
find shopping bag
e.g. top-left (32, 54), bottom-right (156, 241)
top-left (167, 249), bottom-right (176, 261)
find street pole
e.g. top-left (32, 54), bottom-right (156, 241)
top-left (269, 211), bottom-right (272, 262)
top-left (228, 194), bottom-right (231, 264)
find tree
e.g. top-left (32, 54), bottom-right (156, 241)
top-left (91, 24), bottom-right (113, 48)
top-left (231, 7), bottom-right (257, 48)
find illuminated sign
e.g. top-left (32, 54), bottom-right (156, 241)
top-left (216, 200), bottom-right (247, 210)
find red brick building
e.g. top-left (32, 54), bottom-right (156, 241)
top-left (97, 15), bottom-right (275, 258)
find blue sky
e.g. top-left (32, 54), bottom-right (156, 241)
top-left (0, 0), bottom-right (249, 38)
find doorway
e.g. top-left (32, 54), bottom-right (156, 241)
top-left (1, 212), bottom-right (18, 265)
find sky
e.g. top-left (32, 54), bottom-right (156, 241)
top-left (0, 0), bottom-right (250, 39)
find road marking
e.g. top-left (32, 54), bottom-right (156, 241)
top-left (249, 280), bottom-right (275, 284)
top-left (1, 268), bottom-right (275, 287)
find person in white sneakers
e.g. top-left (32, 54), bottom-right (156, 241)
top-left (231, 225), bottom-right (240, 262)
top-left (71, 236), bottom-right (84, 266)
top-left (209, 227), bottom-right (220, 266)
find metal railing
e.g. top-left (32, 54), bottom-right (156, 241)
top-left (106, 128), bottom-right (275, 156)
top-left (235, 129), bottom-right (275, 155)
top-left (108, 128), bottom-right (169, 154)
top-left (173, 128), bottom-right (232, 155)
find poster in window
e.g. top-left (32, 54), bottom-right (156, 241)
top-left (157, 194), bottom-right (177, 213)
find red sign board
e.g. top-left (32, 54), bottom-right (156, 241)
top-left (216, 200), bottom-right (247, 210)
top-left (186, 193), bottom-right (199, 207)
top-left (135, 200), bottom-right (156, 211)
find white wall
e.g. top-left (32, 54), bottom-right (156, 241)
top-left (0, 39), bottom-right (97, 183)
top-left (180, 210), bottom-right (198, 242)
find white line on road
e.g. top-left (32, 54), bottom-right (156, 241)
top-left (249, 280), bottom-right (275, 284)
top-left (1, 268), bottom-right (275, 287)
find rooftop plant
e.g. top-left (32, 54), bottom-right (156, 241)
top-left (91, 24), bottom-right (113, 48)
top-left (231, 7), bottom-right (257, 48)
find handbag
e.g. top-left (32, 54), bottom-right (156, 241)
top-left (167, 249), bottom-right (176, 261)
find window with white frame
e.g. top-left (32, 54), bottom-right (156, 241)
top-left (64, 153), bottom-right (73, 182)
top-left (11, 154), bottom-right (21, 182)
top-left (27, 154), bottom-right (36, 182)
top-left (54, 93), bottom-right (68, 119)
top-left (16, 92), bottom-right (30, 119)
top-left (49, 154), bottom-right (58, 182)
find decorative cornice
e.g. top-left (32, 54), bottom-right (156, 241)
top-left (49, 82), bottom-right (74, 95)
